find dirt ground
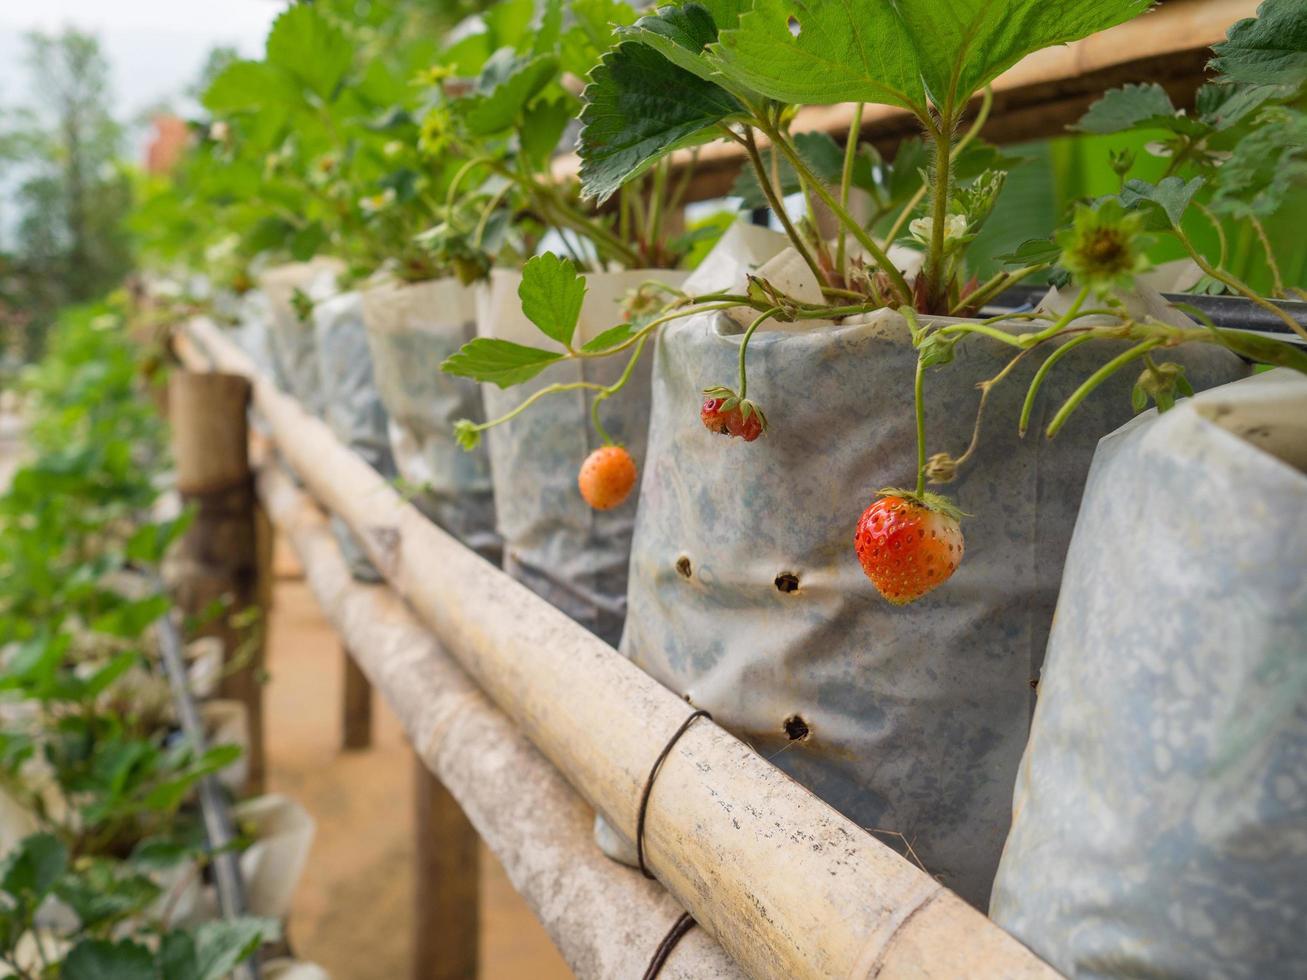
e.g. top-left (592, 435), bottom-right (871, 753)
top-left (263, 543), bottom-right (573, 980)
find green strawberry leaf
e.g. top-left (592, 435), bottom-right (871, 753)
top-left (615, 3), bottom-right (738, 85)
top-left (1195, 82), bottom-right (1282, 130)
top-left (1209, 0), bottom-right (1307, 89)
top-left (0, 833), bottom-right (67, 903)
top-left (1209, 106), bottom-right (1307, 218)
top-left (265, 3), bottom-right (353, 101)
top-left (715, 0), bottom-right (1151, 120)
top-left (456, 52), bottom-right (560, 136)
top-left (519, 97), bottom-right (574, 169)
top-left (997, 238), bottom-right (1062, 267)
top-left (1116, 176), bottom-right (1205, 229)
top-left (582, 322), bottom-right (640, 353)
top-left (203, 61), bottom-right (300, 115)
top-left (518, 253), bottom-right (586, 347)
top-left (64, 939), bottom-right (155, 980)
top-left (1075, 83), bottom-right (1177, 134)
top-left (441, 338), bottom-right (564, 388)
top-left (579, 35), bottom-right (745, 202)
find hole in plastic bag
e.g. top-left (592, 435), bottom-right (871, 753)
top-left (787, 14), bottom-right (801, 36)
top-left (676, 556), bottom-right (693, 579)
top-left (783, 715), bottom-right (810, 741)
top-left (774, 572), bottom-right (800, 593)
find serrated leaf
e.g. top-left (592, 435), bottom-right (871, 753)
top-left (518, 253), bottom-right (586, 347)
top-left (1075, 82), bottom-right (1177, 134)
top-left (1195, 82), bottom-right (1281, 130)
top-left (579, 38), bottom-right (745, 201)
top-left (519, 97), bottom-right (573, 169)
top-left (1116, 176), bottom-right (1205, 229)
top-left (582, 322), bottom-right (640, 352)
top-left (441, 338), bottom-right (564, 387)
top-left (1209, 106), bottom-right (1307, 218)
top-left (715, 0), bottom-right (1152, 119)
top-left (615, 3), bottom-right (736, 86)
top-left (203, 61), bottom-right (299, 115)
top-left (457, 52), bottom-right (559, 135)
top-left (265, 3), bottom-right (353, 100)
top-left (1210, 0), bottom-right (1307, 88)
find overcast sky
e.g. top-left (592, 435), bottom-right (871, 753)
top-left (0, 0), bottom-right (283, 118)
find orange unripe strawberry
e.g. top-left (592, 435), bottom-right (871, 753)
top-left (578, 446), bottom-right (637, 510)
top-left (854, 491), bottom-right (964, 604)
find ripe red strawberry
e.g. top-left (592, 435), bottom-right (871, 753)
top-left (853, 491), bottom-right (964, 604)
top-left (700, 387), bottom-right (766, 442)
top-left (578, 445), bottom-right (637, 510)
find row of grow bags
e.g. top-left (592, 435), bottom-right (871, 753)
top-left (228, 223), bottom-right (1307, 979)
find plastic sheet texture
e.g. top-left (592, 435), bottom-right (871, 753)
top-left (361, 278), bottom-right (501, 563)
top-left (990, 369), bottom-right (1307, 978)
top-left (477, 267), bottom-right (686, 647)
top-left (616, 227), bottom-right (1248, 906)
top-left (312, 287), bottom-right (397, 582)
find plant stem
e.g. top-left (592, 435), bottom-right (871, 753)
top-left (913, 354), bottom-right (927, 496)
top-left (468, 379), bottom-right (608, 438)
top-left (765, 124), bottom-right (912, 304)
top-left (1020, 286), bottom-right (1089, 345)
top-left (590, 335), bottom-right (651, 444)
top-left (738, 306), bottom-right (781, 398)
top-left (950, 264), bottom-right (1048, 315)
top-left (1018, 332), bottom-right (1095, 435)
top-left (1175, 225), bottom-right (1307, 342)
top-left (836, 102), bottom-right (865, 276)
top-left (1248, 214), bottom-right (1285, 296)
top-left (1195, 201), bottom-right (1228, 267)
top-left (739, 127), bottom-right (827, 288)
top-left (924, 114), bottom-right (953, 313)
top-left (1046, 338), bottom-right (1163, 438)
top-left (882, 184), bottom-right (927, 250)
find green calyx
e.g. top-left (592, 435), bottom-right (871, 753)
top-left (876, 487), bottom-right (967, 522)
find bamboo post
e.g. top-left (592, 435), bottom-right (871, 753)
top-left (168, 369), bottom-right (265, 795)
top-left (413, 758), bottom-right (479, 980)
top-left (182, 318), bottom-right (1059, 980)
top-left (342, 646), bottom-right (373, 751)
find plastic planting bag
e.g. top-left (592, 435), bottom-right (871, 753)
top-left (990, 369), bottom-right (1307, 977)
top-left (477, 266), bottom-right (686, 647)
top-left (311, 286), bottom-right (397, 582)
top-left (361, 278), bottom-right (501, 563)
top-left (231, 289), bottom-right (280, 384)
top-left (615, 226), bottom-right (1247, 907)
top-left (258, 259), bottom-right (341, 417)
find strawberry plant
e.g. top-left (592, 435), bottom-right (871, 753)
top-left (0, 299), bottom-right (276, 977)
top-left (442, 0), bottom-right (1307, 601)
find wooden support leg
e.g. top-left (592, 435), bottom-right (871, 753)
top-left (168, 370), bottom-right (265, 795)
top-left (413, 754), bottom-right (479, 980)
top-left (341, 646), bottom-right (373, 751)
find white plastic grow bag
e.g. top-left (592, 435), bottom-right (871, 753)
top-left (989, 368), bottom-right (1307, 978)
top-left (311, 286), bottom-right (397, 582)
top-left (477, 266), bottom-right (686, 647)
top-left (361, 278), bottom-right (501, 562)
top-left (614, 227), bottom-right (1247, 907)
top-left (258, 259), bottom-right (341, 417)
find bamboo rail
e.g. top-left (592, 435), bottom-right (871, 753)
top-left (256, 459), bottom-right (745, 978)
top-left (552, 0), bottom-right (1259, 204)
top-left (177, 316), bottom-right (1060, 979)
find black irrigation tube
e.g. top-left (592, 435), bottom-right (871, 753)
top-left (986, 284), bottom-right (1307, 338)
top-left (152, 581), bottom-right (261, 980)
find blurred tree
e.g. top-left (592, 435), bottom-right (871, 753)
top-left (0, 29), bottom-right (133, 360)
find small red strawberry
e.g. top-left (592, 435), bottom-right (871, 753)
top-left (700, 387), bottom-right (766, 442)
top-left (853, 490), bottom-right (964, 604)
top-left (578, 445), bottom-right (637, 510)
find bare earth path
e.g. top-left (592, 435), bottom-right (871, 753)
top-left (264, 543), bottom-right (574, 980)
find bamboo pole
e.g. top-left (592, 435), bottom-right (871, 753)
top-left (341, 646), bottom-right (373, 751)
top-left (256, 461), bottom-right (744, 979)
top-left (181, 318), bottom-right (1060, 980)
top-left (413, 758), bottom-right (478, 980)
top-left (168, 369), bottom-right (265, 795)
